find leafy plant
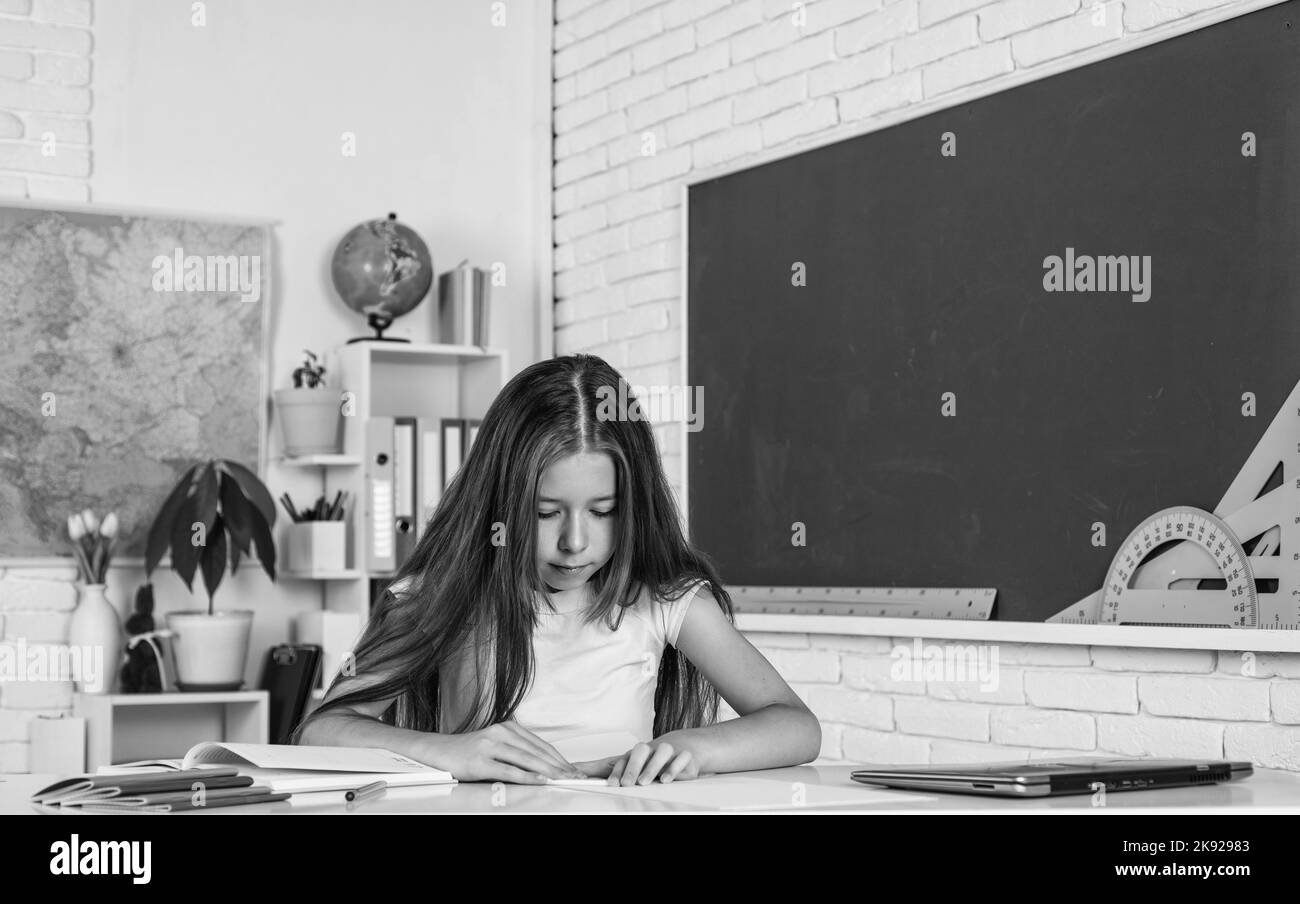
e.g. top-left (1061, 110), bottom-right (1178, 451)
top-left (145, 459), bottom-right (277, 615)
top-left (292, 350), bottom-right (327, 389)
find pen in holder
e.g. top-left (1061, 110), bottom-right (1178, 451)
top-left (282, 492), bottom-right (348, 574)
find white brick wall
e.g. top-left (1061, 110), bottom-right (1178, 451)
top-left (0, 0), bottom-right (93, 772)
top-left (1024, 670), bottom-right (1138, 713)
top-left (0, 0), bottom-right (92, 202)
top-left (553, 0), bottom-right (1300, 774)
top-left (744, 635), bottom-right (1300, 770)
top-left (0, 565), bottom-right (82, 772)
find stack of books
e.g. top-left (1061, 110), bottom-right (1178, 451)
top-left (31, 767), bottom-right (286, 813)
top-left (31, 741), bottom-right (458, 813)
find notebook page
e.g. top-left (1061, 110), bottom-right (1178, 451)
top-left (552, 732), bottom-right (640, 763)
top-left (185, 742), bottom-right (440, 774)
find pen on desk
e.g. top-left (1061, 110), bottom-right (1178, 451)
top-left (345, 780), bottom-right (387, 802)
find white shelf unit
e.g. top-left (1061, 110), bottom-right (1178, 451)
top-left (322, 341), bottom-right (510, 623)
top-left (73, 691), bottom-right (269, 771)
top-left (283, 569), bottom-right (365, 580)
top-left (280, 453), bottom-right (363, 467)
top-left (278, 452), bottom-right (365, 589)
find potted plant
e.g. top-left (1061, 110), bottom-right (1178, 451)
top-left (145, 459), bottom-right (277, 690)
top-left (274, 350), bottom-right (341, 456)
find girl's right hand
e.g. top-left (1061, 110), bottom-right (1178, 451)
top-left (433, 720), bottom-right (586, 784)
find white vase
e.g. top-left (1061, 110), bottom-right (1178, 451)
top-left (67, 584), bottom-right (124, 695)
top-left (166, 610), bottom-right (254, 691)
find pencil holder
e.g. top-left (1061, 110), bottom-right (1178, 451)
top-left (437, 261), bottom-right (490, 346)
top-left (287, 521), bottom-right (346, 574)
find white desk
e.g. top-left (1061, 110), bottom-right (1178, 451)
top-left (6, 764), bottom-right (1300, 814)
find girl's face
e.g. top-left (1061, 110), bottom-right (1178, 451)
top-left (536, 452), bottom-right (617, 595)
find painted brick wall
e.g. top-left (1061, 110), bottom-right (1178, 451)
top-left (0, 0), bottom-right (93, 203)
top-left (0, 0), bottom-right (92, 772)
top-left (551, 0), bottom-right (1300, 771)
top-left (0, 567), bottom-right (80, 771)
top-left (762, 635), bottom-right (1300, 769)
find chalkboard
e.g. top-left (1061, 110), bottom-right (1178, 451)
top-left (685, 1), bottom-right (1300, 623)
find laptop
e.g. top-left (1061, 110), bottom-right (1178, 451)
top-left (850, 757), bottom-right (1253, 798)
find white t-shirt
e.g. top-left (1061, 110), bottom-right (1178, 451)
top-left (513, 578), bottom-right (706, 748)
top-left (389, 577), bottom-right (707, 749)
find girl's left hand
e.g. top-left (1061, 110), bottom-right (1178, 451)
top-left (575, 741), bottom-right (701, 785)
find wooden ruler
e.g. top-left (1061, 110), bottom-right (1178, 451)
top-left (728, 586), bottom-right (996, 620)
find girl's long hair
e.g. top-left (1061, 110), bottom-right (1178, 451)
top-left (293, 353), bottom-right (732, 742)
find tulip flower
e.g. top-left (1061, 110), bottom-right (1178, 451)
top-left (68, 507), bottom-right (115, 584)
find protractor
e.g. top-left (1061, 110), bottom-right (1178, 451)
top-left (1101, 506), bottom-right (1257, 627)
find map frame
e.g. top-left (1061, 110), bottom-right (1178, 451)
top-left (0, 197), bottom-right (273, 564)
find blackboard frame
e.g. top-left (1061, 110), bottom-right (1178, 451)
top-left (679, 0), bottom-right (1300, 652)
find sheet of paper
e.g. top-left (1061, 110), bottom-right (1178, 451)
top-left (551, 732), bottom-right (640, 763)
top-left (548, 774), bottom-right (936, 810)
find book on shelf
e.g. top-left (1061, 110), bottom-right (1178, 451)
top-left (393, 416), bottom-right (417, 567)
top-left (442, 419), bottom-right (463, 490)
top-left (439, 417), bottom-right (481, 493)
top-left (416, 416), bottom-right (441, 535)
top-left (366, 415), bottom-right (486, 574)
top-left (364, 416), bottom-right (396, 573)
top-left (373, 415), bottom-right (481, 571)
top-left (83, 741), bottom-right (458, 794)
top-left (416, 416), bottom-right (477, 537)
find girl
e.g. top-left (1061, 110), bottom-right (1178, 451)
top-left (295, 353), bottom-right (821, 785)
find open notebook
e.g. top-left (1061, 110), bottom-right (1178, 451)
top-left (94, 742), bottom-right (457, 794)
top-left (550, 732), bottom-right (639, 764)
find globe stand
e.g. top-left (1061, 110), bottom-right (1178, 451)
top-left (346, 312), bottom-right (411, 344)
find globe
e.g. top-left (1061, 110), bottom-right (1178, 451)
top-left (331, 212), bottom-right (434, 342)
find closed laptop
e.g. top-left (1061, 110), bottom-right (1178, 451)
top-left (850, 757), bottom-right (1253, 797)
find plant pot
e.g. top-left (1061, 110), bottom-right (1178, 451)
top-left (274, 387), bottom-right (341, 456)
top-left (165, 610), bottom-right (253, 691)
top-left (287, 521), bottom-right (347, 574)
top-left (67, 584), bottom-right (123, 694)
